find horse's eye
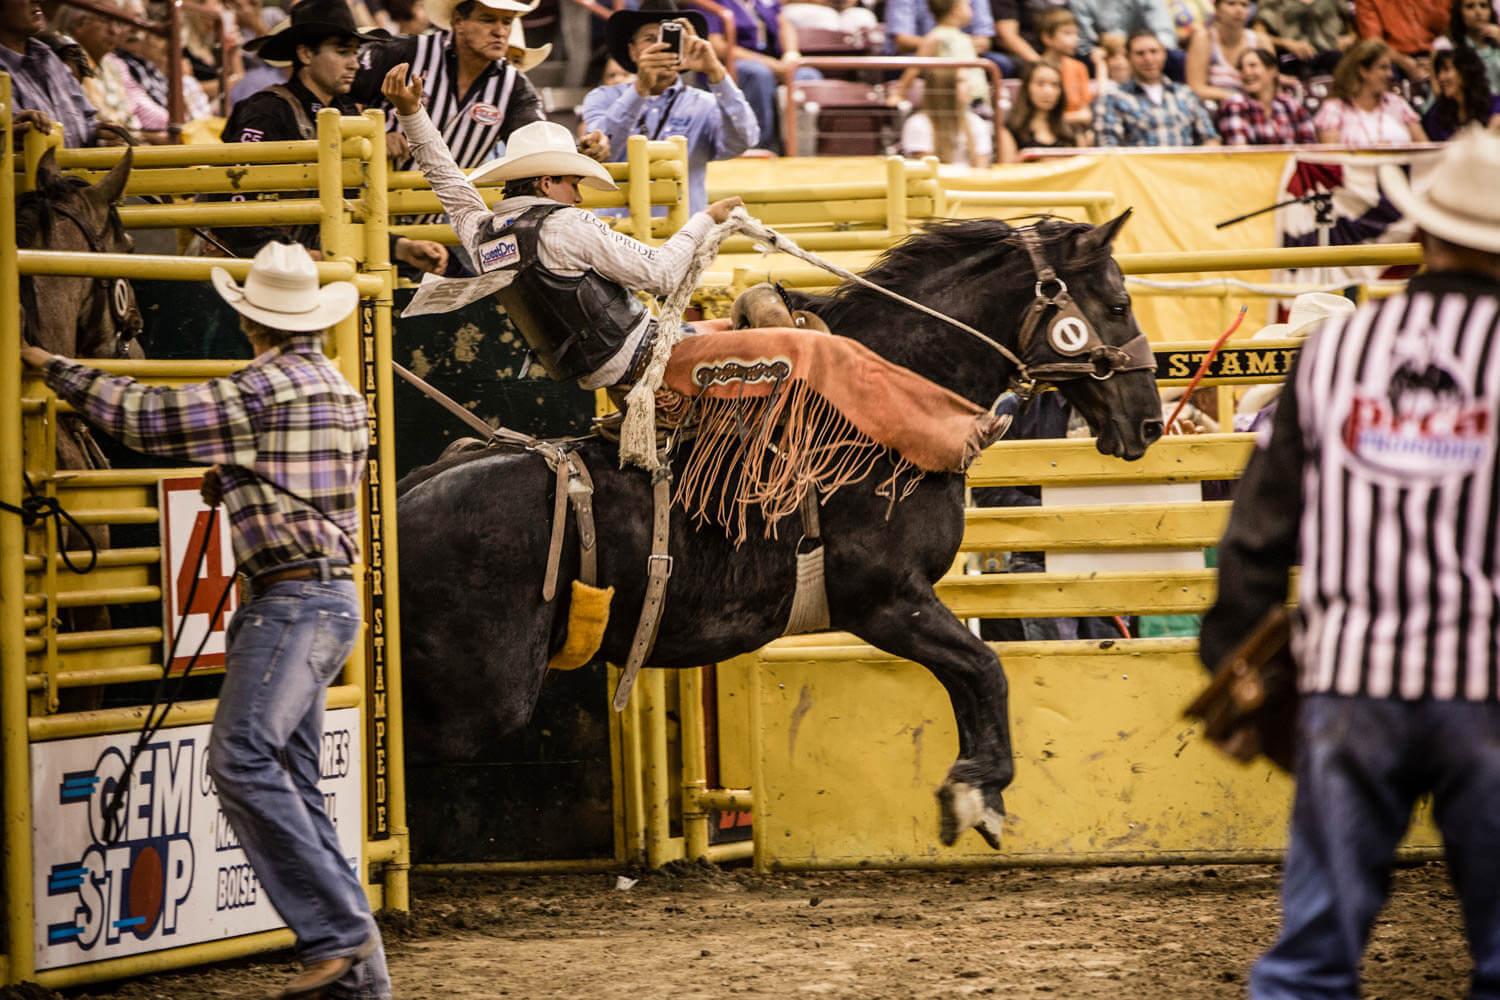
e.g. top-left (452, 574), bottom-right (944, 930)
top-left (1109, 303), bottom-right (1128, 317)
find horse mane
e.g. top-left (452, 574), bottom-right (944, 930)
top-left (15, 173), bottom-right (93, 249)
top-left (807, 216), bottom-right (1108, 329)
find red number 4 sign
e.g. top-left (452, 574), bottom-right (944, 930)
top-left (158, 477), bottom-right (239, 674)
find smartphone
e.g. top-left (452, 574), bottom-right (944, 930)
top-left (658, 20), bottom-right (685, 60)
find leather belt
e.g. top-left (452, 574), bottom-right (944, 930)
top-left (251, 563), bottom-right (353, 593)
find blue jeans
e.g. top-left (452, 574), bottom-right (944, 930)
top-left (1251, 694), bottom-right (1500, 1000)
top-left (209, 565), bottom-right (390, 1000)
top-left (736, 60), bottom-right (822, 153)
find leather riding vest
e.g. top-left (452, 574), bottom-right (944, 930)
top-left (484, 203), bottom-right (646, 384)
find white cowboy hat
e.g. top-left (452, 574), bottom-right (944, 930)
top-left (1254, 291), bottom-right (1356, 341)
top-left (427, 0), bottom-right (538, 33)
top-left (507, 17), bottom-right (551, 72)
top-left (1379, 124), bottom-right (1500, 255)
top-left (468, 120), bottom-right (617, 190)
top-left (211, 242), bottom-right (359, 332)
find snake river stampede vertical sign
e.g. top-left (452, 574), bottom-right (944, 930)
top-left (30, 709), bottom-right (362, 970)
top-left (158, 477), bottom-right (240, 672)
top-left (359, 303), bottom-right (391, 839)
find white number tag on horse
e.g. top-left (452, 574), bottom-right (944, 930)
top-left (401, 268), bottom-right (518, 317)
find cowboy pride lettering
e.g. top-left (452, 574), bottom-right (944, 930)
top-left (31, 710), bottom-right (362, 970)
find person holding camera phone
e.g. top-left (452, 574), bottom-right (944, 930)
top-left (581, 0), bottom-right (758, 214)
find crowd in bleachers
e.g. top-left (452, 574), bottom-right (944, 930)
top-left (0, 0), bottom-right (1494, 162)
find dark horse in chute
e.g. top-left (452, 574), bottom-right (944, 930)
top-left (396, 213), bottom-right (1163, 848)
top-left (17, 148), bottom-right (142, 681)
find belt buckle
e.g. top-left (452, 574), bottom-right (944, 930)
top-left (648, 553), bottom-right (674, 579)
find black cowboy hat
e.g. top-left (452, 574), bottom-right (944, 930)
top-left (606, 0), bottom-right (710, 73)
top-left (245, 0), bottom-right (385, 62)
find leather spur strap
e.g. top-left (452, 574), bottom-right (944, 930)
top-left (542, 450), bottom-right (600, 600)
top-left (612, 466), bottom-right (673, 711)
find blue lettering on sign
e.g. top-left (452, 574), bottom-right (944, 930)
top-left (44, 741), bottom-right (197, 951)
top-left (477, 235), bottom-right (521, 272)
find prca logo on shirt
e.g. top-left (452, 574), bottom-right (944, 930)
top-left (477, 234), bottom-right (521, 271)
top-left (471, 103), bottom-right (502, 125)
top-left (1340, 335), bottom-right (1492, 480)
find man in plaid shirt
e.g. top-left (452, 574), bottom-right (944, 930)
top-left (1096, 30), bottom-right (1220, 147)
top-left (22, 242), bottom-right (388, 1000)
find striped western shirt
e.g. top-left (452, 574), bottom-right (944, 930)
top-left (1203, 271), bottom-right (1500, 702)
top-left (42, 336), bottom-right (368, 579)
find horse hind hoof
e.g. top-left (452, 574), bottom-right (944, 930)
top-left (974, 807), bottom-right (1005, 850)
top-left (936, 781), bottom-right (985, 847)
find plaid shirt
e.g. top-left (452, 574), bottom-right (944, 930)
top-left (1215, 92), bottom-right (1319, 146)
top-left (1095, 79), bottom-right (1219, 147)
top-left (44, 336), bottom-right (367, 578)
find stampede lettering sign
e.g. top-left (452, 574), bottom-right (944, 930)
top-left (1155, 346), bottom-right (1300, 383)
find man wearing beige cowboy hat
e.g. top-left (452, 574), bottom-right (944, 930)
top-left (580, 0), bottom-right (758, 214)
top-left (383, 64), bottom-right (744, 388)
top-left (1201, 123), bottom-right (1500, 1000)
top-left (22, 242), bottom-right (389, 1000)
top-left (353, 0), bottom-right (607, 171)
top-left (209, 0), bottom-right (451, 278)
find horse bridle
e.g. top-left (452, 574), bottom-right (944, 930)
top-left (20, 203), bottom-right (142, 359)
top-left (1010, 229), bottom-right (1156, 392)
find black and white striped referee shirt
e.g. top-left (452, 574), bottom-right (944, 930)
top-left (1203, 271), bottom-right (1500, 703)
top-left (355, 31), bottom-right (543, 169)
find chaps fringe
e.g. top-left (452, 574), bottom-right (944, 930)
top-left (674, 379), bottom-right (923, 545)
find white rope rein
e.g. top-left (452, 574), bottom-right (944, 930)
top-left (617, 209), bottom-right (1024, 470)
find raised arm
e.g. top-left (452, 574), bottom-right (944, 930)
top-left (383, 64), bottom-right (497, 251)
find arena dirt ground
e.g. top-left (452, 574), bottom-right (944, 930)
top-left (14, 861), bottom-right (1471, 1000)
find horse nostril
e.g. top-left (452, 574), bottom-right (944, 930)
top-left (1142, 418), bottom-right (1164, 443)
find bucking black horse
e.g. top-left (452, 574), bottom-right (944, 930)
top-left (395, 212), bottom-right (1164, 849)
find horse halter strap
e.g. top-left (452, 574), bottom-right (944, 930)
top-left (1013, 229), bottom-right (1155, 385)
top-left (21, 204), bottom-right (142, 356)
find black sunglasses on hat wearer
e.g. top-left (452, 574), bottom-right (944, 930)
top-left (604, 0), bottom-right (710, 72)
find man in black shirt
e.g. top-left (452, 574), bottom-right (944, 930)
top-left (210, 0), bottom-right (449, 274)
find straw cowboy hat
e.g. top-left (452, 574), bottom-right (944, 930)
top-left (1253, 291), bottom-right (1356, 341)
top-left (211, 242), bottom-right (359, 332)
top-left (467, 120), bottom-right (617, 190)
top-left (1379, 125), bottom-right (1500, 255)
top-left (427, 0), bottom-right (539, 33)
top-left (606, 0), bottom-right (709, 72)
top-left (507, 17), bottom-right (551, 73)
top-left (243, 0), bottom-right (384, 62)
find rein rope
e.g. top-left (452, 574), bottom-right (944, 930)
top-left (618, 210), bottom-right (1036, 470)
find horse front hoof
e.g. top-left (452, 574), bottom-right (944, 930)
top-left (936, 781), bottom-right (985, 847)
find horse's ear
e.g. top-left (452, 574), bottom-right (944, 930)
top-left (35, 146), bottom-right (62, 187)
top-left (1076, 208), bottom-right (1133, 256)
top-left (91, 147), bottom-right (133, 206)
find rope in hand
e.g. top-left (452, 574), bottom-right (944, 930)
top-left (1164, 306), bottom-right (1248, 434)
top-left (0, 471), bottom-right (99, 573)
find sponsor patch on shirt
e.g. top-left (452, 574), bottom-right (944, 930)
top-left (240, 127), bottom-right (265, 142)
top-left (1340, 336), bottom-right (1492, 481)
top-left (471, 102), bottom-right (502, 125)
top-left (476, 234), bottom-right (521, 271)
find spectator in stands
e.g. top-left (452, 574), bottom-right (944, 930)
top-left (1091, 30), bottom-right (1130, 96)
top-left (115, 13), bottom-right (216, 138)
top-left (914, 0), bottom-right (992, 111)
top-left (1215, 46), bottom-right (1318, 142)
top-left (206, 0), bottom-right (450, 275)
top-left (1186, 0), bottom-right (1264, 102)
top-left (885, 0), bottom-right (1000, 75)
top-left (1095, 29), bottom-right (1221, 145)
top-left (1423, 44), bottom-right (1500, 138)
top-left (989, 0), bottom-right (1066, 71)
top-left (1034, 7), bottom-right (1093, 128)
top-left (54, 1), bottom-right (140, 136)
top-left (1353, 0), bottom-right (1448, 86)
top-left (1069, 0), bottom-right (1179, 64)
top-left (0, 0), bottom-right (98, 145)
top-left (781, 0), bottom-right (877, 34)
top-left (1315, 38), bottom-right (1428, 144)
top-left (900, 65), bottom-right (992, 164)
top-left (600, 56), bottom-right (631, 86)
top-left (1452, 0), bottom-right (1500, 92)
top-left (1254, 0), bottom-right (1352, 78)
top-left (226, 0), bottom-right (293, 109)
top-left (382, 0), bottom-right (433, 34)
top-left (581, 0), bottom-right (757, 212)
top-left (183, 0), bottom-right (245, 105)
top-left (999, 57), bottom-right (1084, 158)
top-left (707, 0), bottom-right (821, 153)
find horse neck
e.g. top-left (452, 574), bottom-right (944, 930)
top-left (830, 274), bottom-right (1033, 407)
